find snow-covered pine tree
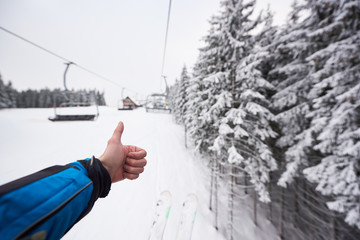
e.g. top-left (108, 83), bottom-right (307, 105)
top-left (189, 16), bottom-right (228, 155)
top-left (168, 78), bottom-right (179, 113)
top-left (264, 3), bottom-right (320, 237)
top-left (4, 81), bottom-right (17, 108)
top-left (193, 15), bottom-right (224, 78)
top-left (212, 6), bottom-right (278, 203)
top-left (202, 1), bottom-right (272, 237)
top-left (266, 0), bottom-right (360, 237)
top-left (0, 76), bottom-right (17, 108)
top-left (38, 89), bottom-right (49, 108)
top-left (173, 66), bottom-right (190, 124)
top-left (301, 0), bottom-right (360, 229)
top-left (189, 0), bottom-right (261, 156)
top-left (183, 3), bottom-right (263, 235)
top-left (268, 0), bottom-right (314, 187)
top-left (0, 75), bottom-right (9, 108)
top-left (196, 72), bottom-right (231, 155)
top-left (96, 91), bottom-right (106, 106)
top-left (201, 0), bottom-right (262, 160)
top-left (182, 76), bottom-right (202, 146)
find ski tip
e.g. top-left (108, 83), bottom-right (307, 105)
top-left (159, 191), bottom-right (172, 203)
top-left (160, 190), bottom-right (172, 197)
top-left (185, 193), bottom-right (198, 203)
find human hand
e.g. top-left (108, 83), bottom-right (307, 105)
top-left (99, 122), bottom-right (147, 183)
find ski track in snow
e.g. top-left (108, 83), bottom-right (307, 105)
top-left (0, 107), bottom-right (277, 240)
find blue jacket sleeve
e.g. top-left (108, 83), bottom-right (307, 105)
top-left (0, 156), bottom-right (111, 240)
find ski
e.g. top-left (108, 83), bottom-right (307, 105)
top-left (149, 191), bottom-right (172, 240)
top-left (176, 193), bottom-right (198, 240)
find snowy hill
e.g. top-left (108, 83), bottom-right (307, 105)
top-left (0, 107), bottom-right (277, 240)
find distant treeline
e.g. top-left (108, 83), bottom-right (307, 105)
top-left (0, 75), bottom-right (106, 108)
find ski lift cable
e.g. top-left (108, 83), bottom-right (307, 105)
top-left (160, 0), bottom-right (172, 86)
top-left (0, 25), bottom-right (139, 94)
top-left (0, 26), bottom-right (72, 63)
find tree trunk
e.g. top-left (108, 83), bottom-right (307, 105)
top-left (184, 125), bottom-right (187, 148)
top-left (254, 190), bottom-right (257, 226)
top-left (209, 158), bottom-right (215, 211)
top-left (294, 178), bottom-right (298, 227)
top-left (280, 187), bottom-right (284, 240)
top-left (214, 160), bottom-right (219, 230)
top-left (331, 212), bottom-right (337, 240)
top-left (228, 165), bottom-right (235, 240)
top-left (244, 171), bottom-right (248, 194)
top-left (268, 172), bottom-right (272, 222)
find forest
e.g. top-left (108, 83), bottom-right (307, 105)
top-left (169, 0), bottom-right (359, 239)
top-left (0, 75), bottom-right (106, 108)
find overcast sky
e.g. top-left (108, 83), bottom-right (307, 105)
top-left (0, 0), bottom-right (292, 105)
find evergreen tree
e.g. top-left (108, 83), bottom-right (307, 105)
top-left (191, 0), bottom-right (261, 157)
top-left (168, 78), bottom-right (179, 112)
top-left (38, 89), bottom-right (52, 108)
top-left (0, 78), bottom-right (106, 109)
top-left (268, 0), bottom-right (360, 229)
top-left (190, 19), bottom-right (226, 155)
top-left (0, 76), bottom-right (9, 108)
top-left (173, 65), bottom-right (190, 124)
top-left (96, 90), bottom-right (106, 106)
top-left (171, 0), bottom-right (360, 235)
top-left (183, 76), bottom-right (203, 145)
top-left (5, 81), bottom-right (17, 108)
top-left (268, 0), bottom-right (315, 187)
top-left (301, 0), bottom-right (360, 229)
top-left (212, 6), bottom-right (278, 202)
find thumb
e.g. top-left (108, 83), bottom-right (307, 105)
top-left (112, 121), bottom-right (124, 143)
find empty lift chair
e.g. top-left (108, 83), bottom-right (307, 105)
top-left (48, 62), bottom-right (99, 121)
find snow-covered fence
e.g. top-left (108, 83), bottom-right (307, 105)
top-left (206, 157), bottom-right (360, 240)
top-left (268, 172), bottom-right (360, 240)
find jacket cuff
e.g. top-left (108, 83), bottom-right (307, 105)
top-left (64, 157), bottom-right (111, 232)
top-left (78, 156), bottom-right (112, 199)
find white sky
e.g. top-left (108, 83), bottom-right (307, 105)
top-left (0, 0), bottom-right (292, 106)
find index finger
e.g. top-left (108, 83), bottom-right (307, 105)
top-left (127, 147), bottom-right (147, 159)
top-left (125, 158), bottom-right (147, 168)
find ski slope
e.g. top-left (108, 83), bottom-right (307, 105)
top-left (0, 107), bottom-right (277, 240)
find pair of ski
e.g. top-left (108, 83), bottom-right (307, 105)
top-left (149, 191), bottom-right (198, 240)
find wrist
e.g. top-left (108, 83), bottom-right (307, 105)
top-left (98, 156), bottom-right (113, 182)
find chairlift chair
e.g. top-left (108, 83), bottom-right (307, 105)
top-left (145, 75), bottom-right (171, 113)
top-left (48, 62), bottom-right (100, 121)
top-left (145, 93), bottom-right (171, 113)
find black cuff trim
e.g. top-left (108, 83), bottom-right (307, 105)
top-left (64, 157), bottom-right (111, 234)
top-left (70, 157), bottom-right (111, 227)
top-left (78, 156), bottom-right (112, 199)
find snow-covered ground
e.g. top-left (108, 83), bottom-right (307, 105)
top-left (0, 107), bottom-right (278, 240)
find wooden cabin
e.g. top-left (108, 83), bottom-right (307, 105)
top-left (120, 96), bottom-right (138, 110)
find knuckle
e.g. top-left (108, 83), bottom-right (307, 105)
top-left (130, 174), bottom-right (139, 180)
top-left (128, 158), bottom-right (135, 165)
top-left (125, 165), bottom-right (133, 172)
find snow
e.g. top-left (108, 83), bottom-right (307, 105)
top-left (0, 107), bottom-right (278, 240)
top-left (228, 145), bottom-right (244, 164)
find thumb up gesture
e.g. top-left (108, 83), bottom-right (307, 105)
top-left (99, 122), bottom-right (147, 183)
